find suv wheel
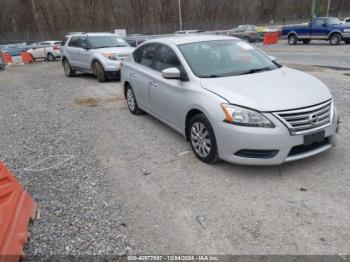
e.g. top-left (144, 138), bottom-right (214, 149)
top-left (94, 61), bottom-right (107, 82)
top-left (329, 33), bottom-right (341, 45)
top-left (189, 114), bottom-right (219, 164)
top-left (63, 59), bottom-right (75, 77)
top-left (288, 34), bottom-right (298, 45)
top-left (126, 84), bottom-right (143, 115)
top-left (47, 53), bottom-right (55, 62)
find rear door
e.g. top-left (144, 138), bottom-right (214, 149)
top-left (66, 36), bottom-right (80, 67)
top-left (76, 36), bottom-right (92, 70)
top-left (128, 43), bottom-right (158, 110)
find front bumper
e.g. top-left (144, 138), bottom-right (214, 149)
top-left (215, 110), bottom-right (339, 165)
top-left (102, 60), bottom-right (122, 71)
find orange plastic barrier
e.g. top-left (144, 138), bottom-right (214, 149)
top-left (2, 53), bottom-right (12, 65)
top-left (20, 53), bottom-right (33, 64)
top-left (263, 32), bottom-right (279, 45)
top-left (0, 161), bottom-right (37, 262)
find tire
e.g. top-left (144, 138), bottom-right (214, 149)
top-left (302, 39), bottom-right (311, 44)
top-left (288, 34), bottom-right (298, 45)
top-left (94, 61), bottom-right (107, 82)
top-left (0, 64), bottom-right (5, 71)
top-left (62, 59), bottom-right (75, 77)
top-left (47, 53), bottom-right (55, 62)
top-left (345, 40), bottom-right (350, 45)
top-left (125, 84), bottom-right (143, 115)
top-left (329, 33), bottom-right (341, 45)
top-left (188, 113), bottom-right (219, 164)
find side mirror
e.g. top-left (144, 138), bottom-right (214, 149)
top-left (161, 67), bottom-right (181, 79)
top-left (322, 23), bottom-right (327, 27)
top-left (268, 55), bottom-right (277, 61)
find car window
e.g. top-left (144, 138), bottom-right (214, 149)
top-left (314, 19), bottom-right (326, 26)
top-left (155, 45), bottom-right (182, 72)
top-left (88, 36), bottom-right (129, 49)
top-left (79, 37), bottom-right (88, 49)
top-left (62, 37), bottom-right (69, 46)
top-left (68, 36), bottom-right (80, 47)
top-left (134, 44), bottom-right (158, 68)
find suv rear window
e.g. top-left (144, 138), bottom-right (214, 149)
top-left (68, 36), bottom-right (79, 47)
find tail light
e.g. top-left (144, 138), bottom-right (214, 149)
top-left (53, 45), bottom-right (61, 50)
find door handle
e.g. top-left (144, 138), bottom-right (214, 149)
top-left (149, 81), bottom-right (158, 88)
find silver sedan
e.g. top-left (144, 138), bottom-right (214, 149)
top-left (121, 35), bottom-right (339, 165)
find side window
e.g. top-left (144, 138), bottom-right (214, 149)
top-left (155, 45), bottom-right (182, 72)
top-left (314, 19), bottom-right (325, 26)
top-left (68, 36), bottom-right (79, 47)
top-left (134, 44), bottom-right (157, 68)
top-left (79, 37), bottom-right (88, 49)
top-left (62, 37), bottom-right (69, 46)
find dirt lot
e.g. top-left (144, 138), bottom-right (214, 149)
top-left (0, 40), bottom-right (350, 256)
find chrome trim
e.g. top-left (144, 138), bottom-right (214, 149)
top-left (273, 100), bottom-right (333, 135)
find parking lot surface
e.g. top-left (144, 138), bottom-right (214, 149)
top-left (0, 40), bottom-right (350, 255)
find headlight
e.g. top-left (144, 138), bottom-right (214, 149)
top-left (221, 103), bottom-right (274, 128)
top-left (102, 52), bottom-right (118, 61)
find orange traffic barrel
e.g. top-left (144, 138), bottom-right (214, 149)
top-left (0, 161), bottom-right (37, 262)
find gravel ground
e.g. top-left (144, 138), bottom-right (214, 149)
top-left (0, 41), bottom-right (350, 257)
top-left (0, 65), bottom-right (132, 257)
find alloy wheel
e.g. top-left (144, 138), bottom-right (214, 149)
top-left (127, 88), bottom-right (136, 112)
top-left (191, 122), bottom-right (212, 158)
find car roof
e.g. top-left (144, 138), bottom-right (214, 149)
top-left (146, 35), bottom-right (238, 46)
top-left (67, 32), bottom-right (118, 37)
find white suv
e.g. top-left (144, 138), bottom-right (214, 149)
top-left (61, 33), bottom-right (134, 82)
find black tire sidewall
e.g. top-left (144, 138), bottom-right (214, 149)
top-left (63, 59), bottom-right (74, 77)
top-left (188, 114), bottom-right (218, 164)
top-left (126, 85), bottom-right (142, 115)
top-left (47, 53), bottom-right (55, 61)
top-left (95, 62), bottom-right (107, 82)
top-left (288, 35), bottom-right (297, 45)
top-left (330, 34), bottom-right (341, 45)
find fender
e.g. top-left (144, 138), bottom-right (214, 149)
top-left (328, 30), bottom-right (343, 38)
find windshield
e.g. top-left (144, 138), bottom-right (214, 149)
top-left (88, 36), bottom-right (129, 49)
top-left (179, 40), bottom-right (279, 78)
top-left (327, 17), bottom-right (341, 25)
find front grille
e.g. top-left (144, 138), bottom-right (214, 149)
top-left (274, 100), bottom-right (332, 135)
top-left (234, 149), bottom-right (279, 159)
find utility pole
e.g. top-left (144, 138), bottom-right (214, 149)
top-left (178, 0), bottom-right (183, 31)
top-left (326, 0), bottom-right (332, 17)
top-left (311, 0), bottom-right (317, 18)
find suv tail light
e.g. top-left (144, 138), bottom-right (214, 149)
top-left (53, 45), bottom-right (61, 50)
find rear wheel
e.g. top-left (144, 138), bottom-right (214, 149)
top-left (329, 33), bottom-right (341, 45)
top-left (125, 84), bottom-right (143, 115)
top-left (288, 34), bottom-right (298, 45)
top-left (303, 39), bottom-right (311, 44)
top-left (47, 53), bottom-right (55, 62)
top-left (63, 59), bottom-right (75, 77)
top-left (189, 114), bottom-right (219, 164)
top-left (94, 61), bottom-right (107, 82)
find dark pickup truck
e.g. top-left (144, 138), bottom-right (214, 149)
top-left (282, 17), bottom-right (350, 45)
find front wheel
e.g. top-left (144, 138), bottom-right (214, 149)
top-left (189, 114), bottom-right (219, 164)
top-left (94, 61), bottom-right (107, 82)
top-left (329, 34), bottom-right (341, 45)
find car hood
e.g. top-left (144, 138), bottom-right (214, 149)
top-left (93, 47), bottom-right (134, 55)
top-left (200, 67), bottom-right (332, 112)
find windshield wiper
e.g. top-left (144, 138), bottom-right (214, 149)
top-left (238, 67), bottom-right (273, 75)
